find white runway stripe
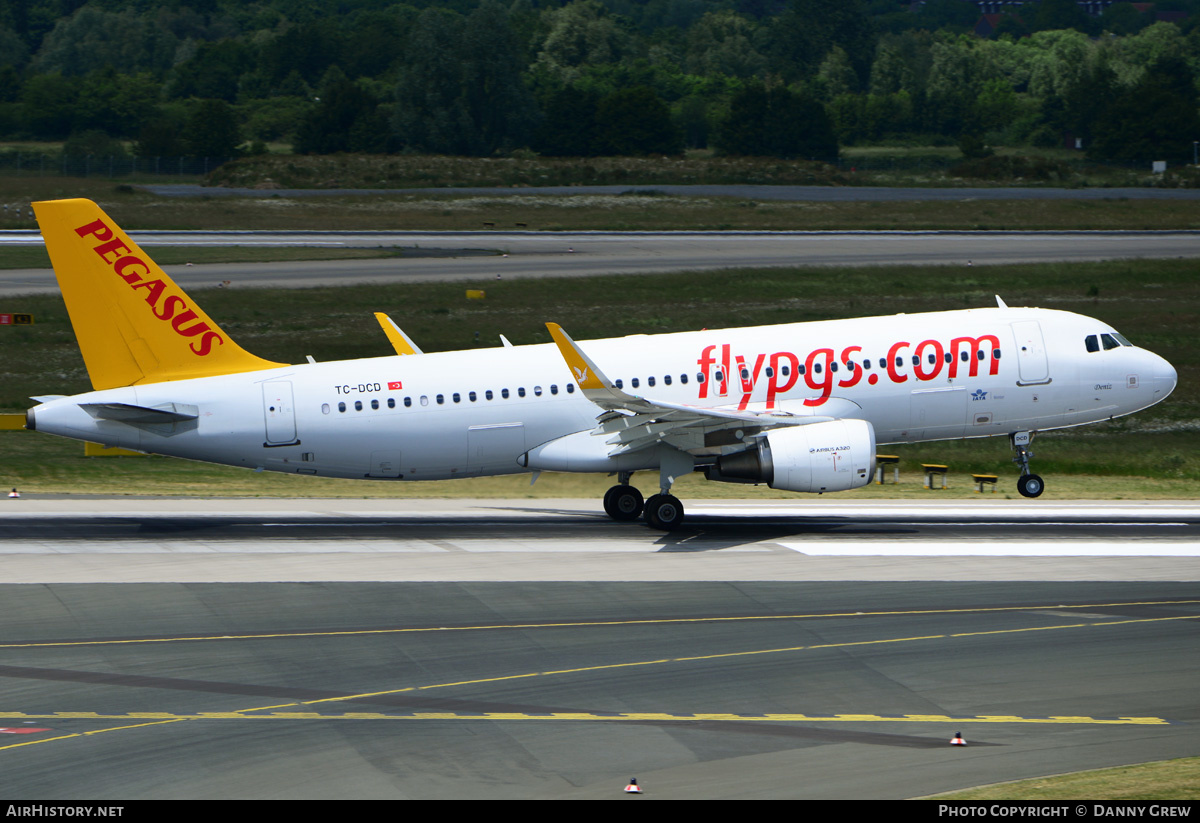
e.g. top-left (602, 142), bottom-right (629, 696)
top-left (781, 541), bottom-right (1200, 557)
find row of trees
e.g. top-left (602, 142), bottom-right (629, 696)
top-left (1, 1), bottom-right (1199, 163)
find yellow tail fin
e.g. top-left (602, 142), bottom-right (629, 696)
top-left (34, 198), bottom-right (284, 390)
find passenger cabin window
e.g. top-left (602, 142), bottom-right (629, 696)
top-left (664, 375), bottom-right (672, 385)
top-left (567, 384), bottom-right (575, 393)
top-left (518, 387), bottom-right (526, 397)
top-left (387, 398), bottom-right (395, 409)
top-left (647, 376), bottom-right (655, 387)
top-left (371, 399), bottom-right (379, 410)
top-left (404, 397), bottom-right (412, 407)
top-left (615, 379), bottom-right (623, 389)
top-left (322, 403), bottom-right (330, 414)
top-left (631, 378), bottom-right (640, 388)
top-left (486, 390), bottom-right (493, 400)
top-left (338, 402), bottom-right (346, 413)
top-left (354, 400), bottom-right (363, 411)
top-left (469, 391), bottom-right (477, 402)
top-left (534, 386), bottom-right (542, 396)
top-left (550, 384), bottom-right (558, 395)
top-left (502, 388), bottom-right (510, 399)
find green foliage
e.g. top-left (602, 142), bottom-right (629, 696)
top-left (295, 75), bottom-right (390, 155)
top-left (1088, 57), bottom-right (1200, 165)
top-left (715, 83), bottom-right (838, 160)
top-left (957, 133), bottom-right (994, 160)
top-left (183, 99), bottom-right (241, 160)
top-left (950, 154), bottom-right (1073, 181)
top-left (1, 1), bottom-right (1199, 160)
top-left (534, 86), bottom-right (603, 156)
top-left (595, 86), bottom-right (683, 156)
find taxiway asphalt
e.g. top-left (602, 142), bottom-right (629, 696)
top-left (0, 498), bottom-right (1196, 799)
top-left (5, 229), bottom-right (1200, 297)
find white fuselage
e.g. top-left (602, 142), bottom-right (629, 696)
top-left (28, 307), bottom-right (1177, 482)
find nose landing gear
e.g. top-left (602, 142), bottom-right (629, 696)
top-left (1011, 432), bottom-right (1044, 498)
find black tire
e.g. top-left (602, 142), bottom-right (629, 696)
top-left (603, 484), bottom-right (644, 521)
top-left (1017, 473), bottom-right (1045, 498)
top-left (643, 493), bottom-right (684, 531)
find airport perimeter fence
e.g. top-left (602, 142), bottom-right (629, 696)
top-left (0, 152), bottom-right (234, 178)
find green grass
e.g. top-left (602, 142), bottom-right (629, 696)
top-left (5, 174), bottom-right (1200, 233)
top-left (0, 257), bottom-right (1195, 495)
top-left (926, 757), bottom-right (1200, 800)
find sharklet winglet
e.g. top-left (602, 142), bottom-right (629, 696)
top-left (545, 323), bottom-right (641, 408)
top-left (374, 312), bottom-right (423, 356)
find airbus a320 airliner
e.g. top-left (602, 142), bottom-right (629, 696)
top-left (24, 199), bottom-right (1177, 529)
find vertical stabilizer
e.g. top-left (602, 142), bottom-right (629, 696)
top-left (34, 198), bottom-right (284, 390)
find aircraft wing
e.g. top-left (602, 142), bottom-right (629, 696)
top-left (546, 323), bottom-right (838, 457)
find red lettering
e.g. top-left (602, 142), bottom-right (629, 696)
top-left (736, 353), bottom-right (766, 411)
top-left (153, 294), bottom-right (185, 321)
top-left (803, 348), bottom-right (834, 407)
top-left (130, 278), bottom-right (166, 307)
top-left (913, 339), bottom-right (944, 381)
top-left (719, 343), bottom-right (731, 398)
top-left (169, 310), bottom-right (211, 338)
top-left (886, 341), bottom-right (910, 384)
top-left (74, 219), bottom-right (113, 243)
top-left (767, 352), bottom-right (799, 409)
top-left (112, 256), bottom-right (148, 284)
top-left (838, 345), bottom-right (863, 388)
top-left (949, 335), bottom-right (1001, 377)
top-left (189, 331), bottom-right (223, 356)
top-left (92, 237), bottom-right (130, 265)
top-left (697, 345), bottom-right (717, 400)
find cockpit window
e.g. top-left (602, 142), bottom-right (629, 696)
top-left (1085, 334), bottom-right (1099, 353)
top-left (1113, 332), bottom-right (1133, 347)
top-left (1100, 333), bottom-right (1120, 351)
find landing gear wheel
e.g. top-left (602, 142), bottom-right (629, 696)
top-left (603, 484), bottom-right (644, 521)
top-left (643, 493), bottom-right (685, 531)
top-left (1017, 473), bottom-right (1044, 499)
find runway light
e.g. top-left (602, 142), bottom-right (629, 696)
top-left (624, 778), bottom-right (642, 793)
top-left (951, 732), bottom-right (967, 746)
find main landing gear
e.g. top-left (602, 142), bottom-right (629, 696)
top-left (603, 466), bottom-right (687, 531)
top-left (1011, 431), bottom-right (1044, 498)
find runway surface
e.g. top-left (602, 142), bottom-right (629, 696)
top-left (142, 183), bottom-right (1200, 201)
top-left (0, 498), bottom-right (1197, 799)
top-left (5, 229), bottom-right (1200, 297)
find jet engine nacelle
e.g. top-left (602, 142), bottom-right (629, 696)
top-left (708, 419), bottom-right (876, 493)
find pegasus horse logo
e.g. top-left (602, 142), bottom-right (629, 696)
top-left (573, 365), bottom-right (589, 384)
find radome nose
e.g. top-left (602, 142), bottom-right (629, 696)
top-left (1155, 355), bottom-right (1178, 399)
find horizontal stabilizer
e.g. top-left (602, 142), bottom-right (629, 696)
top-left (80, 402), bottom-right (199, 424)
